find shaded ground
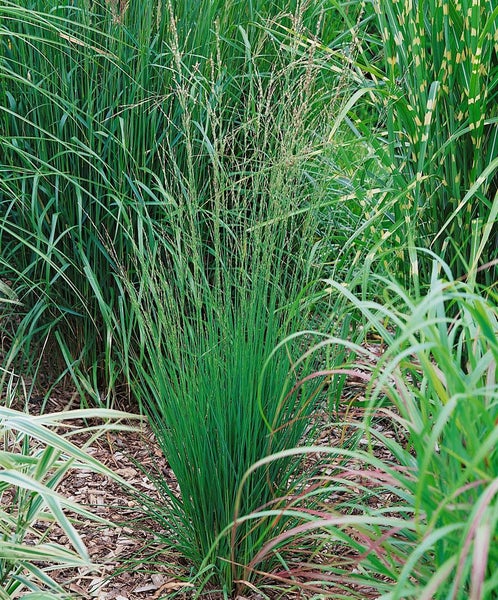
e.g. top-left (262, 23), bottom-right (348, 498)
top-left (7, 389), bottom-right (190, 599)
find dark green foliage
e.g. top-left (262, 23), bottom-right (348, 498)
top-left (0, 0), bottom-right (347, 397)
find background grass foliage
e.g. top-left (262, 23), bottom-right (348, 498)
top-left (0, 0), bottom-right (496, 598)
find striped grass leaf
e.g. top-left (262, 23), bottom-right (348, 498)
top-left (349, 0), bottom-right (498, 286)
top-left (0, 400), bottom-right (141, 596)
top-left (0, 541), bottom-right (91, 567)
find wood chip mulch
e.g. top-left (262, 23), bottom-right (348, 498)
top-left (2, 390), bottom-right (194, 600)
top-left (50, 426), bottom-right (192, 600)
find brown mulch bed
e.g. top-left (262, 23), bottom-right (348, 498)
top-left (2, 389), bottom-right (196, 599)
top-left (50, 426), bottom-right (189, 600)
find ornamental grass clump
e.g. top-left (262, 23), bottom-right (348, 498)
top-left (243, 259), bottom-right (497, 598)
top-left (346, 0), bottom-right (498, 287)
top-left (99, 0), bottom-right (353, 594)
top-left (120, 79), bottom-right (336, 589)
